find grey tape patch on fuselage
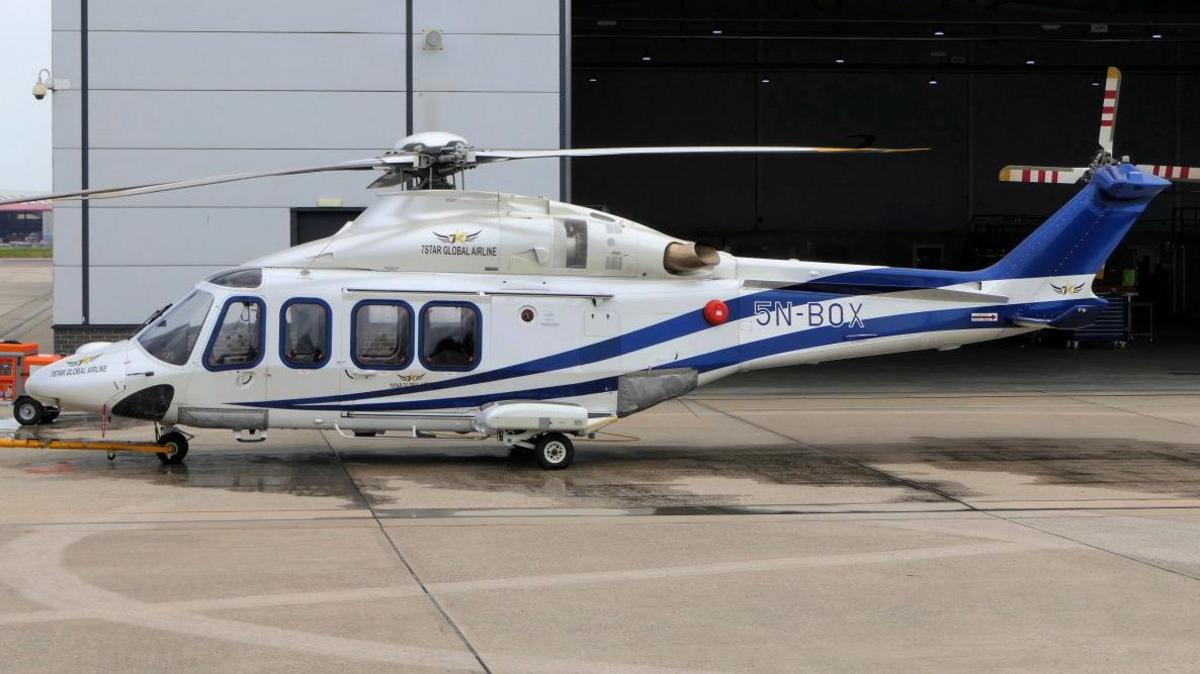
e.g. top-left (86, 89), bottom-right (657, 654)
top-left (616, 368), bottom-right (698, 417)
top-left (178, 407), bottom-right (268, 430)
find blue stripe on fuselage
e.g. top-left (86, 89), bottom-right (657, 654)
top-left (241, 287), bottom-right (844, 409)
top-left (262, 298), bottom-right (1092, 413)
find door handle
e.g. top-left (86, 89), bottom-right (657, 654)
top-left (345, 369), bottom-right (378, 379)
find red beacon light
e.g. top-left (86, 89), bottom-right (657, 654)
top-left (703, 299), bottom-right (730, 325)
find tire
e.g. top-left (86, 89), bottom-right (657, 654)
top-left (13, 397), bottom-right (44, 426)
top-left (156, 431), bottom-right (189, 464)
top-left (535, 433), bottom-right (574, 470)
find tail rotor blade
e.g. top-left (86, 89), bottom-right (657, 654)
top-left (1137, 164), bottom-right (1200, 183)
top-left (1099, 66), bottom-right (1121, 154)
top-left (999, 165), bottom-right (1088, 184)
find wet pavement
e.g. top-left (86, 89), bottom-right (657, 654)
top-left (3, 385), bottom-right (1200, 671)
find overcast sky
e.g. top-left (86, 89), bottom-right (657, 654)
top-left (0, 0), bottom-right (52, 193)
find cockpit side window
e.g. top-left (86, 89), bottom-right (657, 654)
top-left (204, 297), bottom-right (265, 371)
top-left (420, 302), bottom-right (480, 371)
top-left (136, 290), bottom-right (214, 366)
top-left (207, 268), bottom-right (262, 288)
top-left (280, 299), bottom-right (331, 369)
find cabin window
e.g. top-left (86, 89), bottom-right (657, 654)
top-left (136, 290), bottom-right (214, 366)
top-left (420, 302), bottom-right (480, 371)
top-left (280, 299), bottom-right (331, 368)
top-left (204, 297), bottom-right (265, 371)
top-left (352, 301), bottom-right (413, 369)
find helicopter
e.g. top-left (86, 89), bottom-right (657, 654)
top-left (2, 68), bottom-right (1193, 470)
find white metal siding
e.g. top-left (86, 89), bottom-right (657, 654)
top-left (51, 0), bottom-right (562, 327)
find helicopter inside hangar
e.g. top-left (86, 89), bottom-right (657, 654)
top-left (5, 65), bottom-right (1195, 470)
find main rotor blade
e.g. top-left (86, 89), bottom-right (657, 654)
top-left (0, 156), bottom-right (414, 206)
top-left (474, 145), bottom-right (929, 162)
top-left (999, 165), bottom-right (1088, 184)
top-left (1098, 66), bottom-right (1121, 154)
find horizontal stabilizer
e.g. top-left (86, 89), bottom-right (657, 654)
top-left (999, 166), bottom-right (1087, 184)
top-left (1013, 304), bottom-right (1102, 329)
top-left (1136, 164), bottom-right (1200, 183)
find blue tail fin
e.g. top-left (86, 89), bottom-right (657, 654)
top-left (982, 163), bottom-right (1169, 280)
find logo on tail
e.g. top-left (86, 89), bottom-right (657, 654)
top-left (1050, 282), bottom-right (1088, 296)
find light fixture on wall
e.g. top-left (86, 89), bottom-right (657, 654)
top-left (928, 74), bottom-right (939, 86)
top-left (760, 74), bottom-right (771, 84)
top-left (640, 51), bottom-right (652, 62)
top-left (588, 76), bottom-right (598, 83)
top-left (711, 27), bottom-right (723, 35)
top-left (1025, 58), bottom-right (1037, 65)
top-left (834, 56), bottom-right (846, 64)
top-left (933, 29), bottom-right (945, 37)
top-left (1091, 76), bottom-right (1101, 86)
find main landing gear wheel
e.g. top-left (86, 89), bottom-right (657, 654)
top-left (13, 397), bottom-right (44, 426)
top-left (535, 433), bottom-right (574, 470)
top-left (156, 431), bottom-right (189, 465)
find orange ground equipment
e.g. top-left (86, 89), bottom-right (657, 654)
top-left (0, 342), bottom-right (39, 402)
top-left (4, 345), bottom-right (64, 427)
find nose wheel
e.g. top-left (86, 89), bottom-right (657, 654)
top-left (13, 397), bottom-right (45, 426)
top-left (156, 431), bottom-right (189, 464)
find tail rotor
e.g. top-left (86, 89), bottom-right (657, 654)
top-left (998, 66), bottom-right (1200, 185)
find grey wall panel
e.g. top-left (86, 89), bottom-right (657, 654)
top-left (50, 30), bottom-right (79, 89)
top-left (86, 91), bottom-right (406, 149)
top-left (88, 33), bottom-right (406, 92)
top-left (414, 35), bottom-right (558, 92)
top-left (52, 148), bottom-right (81, 193)
top-left (89, 266), bottom-right (229, 324)
top-left (51, 89), bottom-right (81, 152)
top-left (413, 92), bottom-right (558, 148)
top-left (78, 149), bottom-right (382, 207)
top-left (465, 161), bottom-right (561, 200)
top-left (50, 207), bottom-right (81, 267)
top-left (52, 266), bottom-right (83, 325)
top-left (87, 208), bottom-right (291, 266)
top-left (414, 0), bottom-right (558, 35)
top-left (51, 0), bottom-right (77, 31)
top-left (56, 0), bottom-right (404, 32)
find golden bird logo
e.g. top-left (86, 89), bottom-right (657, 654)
top-left (433, 228), bottom-right (481, 244)
top-left (65, 355), bottom-right (98, 367)
top-left (1049, 282), bottom-right (1088, 296)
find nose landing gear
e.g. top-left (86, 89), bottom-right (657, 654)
top-left (155, 430), bottom-right (190, 465)
top-left (12, 397), bottom-right (59, 426)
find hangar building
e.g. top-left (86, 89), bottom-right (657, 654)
top-left (49, 1), bottom-right (1200, 351)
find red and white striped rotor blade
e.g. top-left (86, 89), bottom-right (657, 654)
top-left (998, 165), bottom-right (1087, 184)
top-left (1137, 164), bottom-right (1200, 183)
top-left (1098, 66), bottom-right (1121, 154)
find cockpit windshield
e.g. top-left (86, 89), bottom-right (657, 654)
top-left (136, 290), bottom-right (215, 365)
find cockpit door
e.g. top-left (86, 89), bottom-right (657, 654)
top-left (190, 296), bottom-right (270, 414)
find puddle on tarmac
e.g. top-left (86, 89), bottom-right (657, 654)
top-left (10, 435), bottom-right (1200, 512)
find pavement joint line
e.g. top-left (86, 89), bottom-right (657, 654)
top-left (1062, 393), bottom-right (1200, 432)
top-left (319, 430), bottom-right (493, 674)
top-left (0, 292), bottom-right (53, 341)
top-left (688, 399), bottom-right (1200, 585)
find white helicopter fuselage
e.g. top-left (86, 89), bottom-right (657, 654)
top-left (25, 166), bottom-right (1163, 452)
